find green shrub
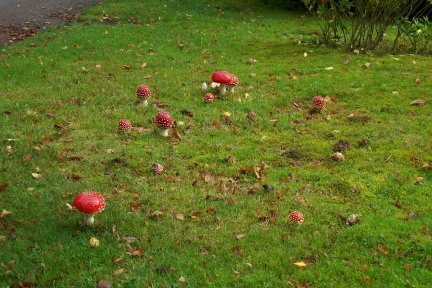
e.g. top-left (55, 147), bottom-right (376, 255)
top-left (303, 0), bottom-right (432, 52)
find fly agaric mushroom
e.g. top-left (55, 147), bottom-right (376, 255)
top-left (211, 71), bottom-right (232, 95)
top-left (152, 163), bottom-right (164, 174)
top-left (118, 119), bottom-right (132, 132)
top-left (288, 211), bottom-right (304, 224)
top-left (246, 112), bottom-right (256, 119)
top-left (312, 96), bottom-right (326, 109)
top-left (228, 74), bottom-right (238, 93)
top-left (204, 93), bottom-right (215, 103)
top-left (73, 192), bottom-right (105, 225)
top-left (136, 85), bottom-right (151, 107)
top-left (155, 111), bottom-right (173, 137)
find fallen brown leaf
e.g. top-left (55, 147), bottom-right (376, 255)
top-left (96, 279), bottom-right (113, 288)
top-left (180, 109), bottom-right (194, 117)
top-left (13, 282), bottom-right (37, 288)
top-left (236, 233), bottom-right (246, 240)
top-left (113, 268), bottom-right (124, 276)
top-left (147, 210), bottom-right (163, 218)
top-left (410, 99), bottom-right (426, 106)
top-left (0, 182), bottom-right (10, 193)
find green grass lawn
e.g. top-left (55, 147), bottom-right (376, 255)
top-left (1, 0), bottom-right (431, 287)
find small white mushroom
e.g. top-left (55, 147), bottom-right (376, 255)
top-left (346, 214), bottom-right (360, 226)
top-left (333, 152), bottom-right (345, 161)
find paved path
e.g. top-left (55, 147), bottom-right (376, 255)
top-left (0, 0), bottom-right (100, 44)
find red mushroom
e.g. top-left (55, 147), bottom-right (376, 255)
top-left (152, 163), bottom-right (164, 174)
top-left (203, 93), bottom-right (215, 103)
top-left (211, 71), bottom-right (232, 95)
top-left (228, 74), bottom-right (238, 93)
top-left (118, 119), bottom-right (132, 131)
top-left (246, 112), bottom-right (256, 119)
top-left (155, 111), bottom-right (173, 137)
top-left (136, 85), bottom-right (151, 107)
top-left (312, 96), bottom-right (326, 109)
top-left (73, 192), bottom-right (105, 225)
top-left (118, 119), bottom-right (132, 132)
top-left (288, 211), bottom-right (304, 224)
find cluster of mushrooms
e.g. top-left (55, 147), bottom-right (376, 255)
top-left (72, 71), bottom-right (327, 226)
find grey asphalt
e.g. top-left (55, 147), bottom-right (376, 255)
top-left (0, 0), bottom-right (100, 44)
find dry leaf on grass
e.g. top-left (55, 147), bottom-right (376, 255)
top-left (293, 261), bottom-right (307, 268)
top-left (236, 233), bottom-right (246, 240)
top-left (0, 182), bottom-right (10, 193)
top-left (1, 209), bottom-right (11, 219)
top-left (113, 268), bottom-right (124, 276)
top-left (89, 237), bottom-right (100, 247)
top-left (96, 279), bottom-right (113, 288)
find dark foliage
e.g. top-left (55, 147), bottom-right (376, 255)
top-left (261, 0), bottom-right (306, 11)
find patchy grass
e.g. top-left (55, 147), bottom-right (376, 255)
top-left (0, 0), bottom-right (431, 287)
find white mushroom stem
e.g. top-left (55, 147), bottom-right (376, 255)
top-left (228, 85), bottom-right (235, 93)
top-left (219, 84), bottom-right (227, 95)
top-left (84, 213), bottom-right (96, 225)
top-left (139, 99), bottom-right (149, 107)
top-left (160, 128), bottom-right (170, 137)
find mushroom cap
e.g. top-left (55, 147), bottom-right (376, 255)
top-left (152, 163), bottom-right (164, 174)
top-left (203, 93), bottom-right (215, 103)
top-left (118, 119), bottom-right (132, 131)
top-left (246, 112), bottom-right (256, 119)
top-left (289, 211), bottom-right (304, 224)
top-left (229, 74), bottom-right (238, 86)
top-left (137, 85), bottom-right (151, 100)
top-left (312, 96), bottom-right (326, 108)
top-left (155, 111), bottom-right (173, 128)
top-left (73, 192), bottom-right (105, 214)
top-left (211, 71), bottom-right (232, 84)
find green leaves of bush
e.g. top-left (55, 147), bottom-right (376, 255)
top-left (303, 0), bottom-right (432, 53)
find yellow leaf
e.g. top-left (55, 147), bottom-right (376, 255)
top-left (293, 261), bottom-right (307, 268)
top-left (178, 276), bottom-right (186, 284)
top-left (32, 173), bottom-right (43, 179)
top-left (1, 209), bottom-right (11, 219)
top-left (89, 237), bottom-right (100, 247)
top-left (236, 233), bottom-right (246, 240)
